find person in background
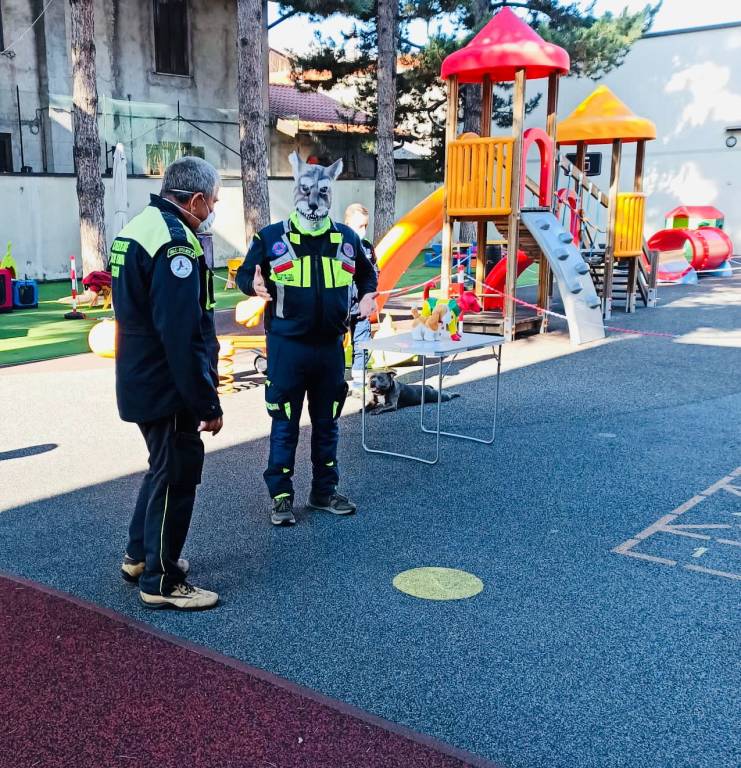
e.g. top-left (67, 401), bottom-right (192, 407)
top-left (111, 156), bottom-right (223, 611)
top-left (344, 203), bottom-right (379, 393)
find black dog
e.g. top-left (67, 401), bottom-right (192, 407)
top-left (366, 371), bottom-right (460, 415)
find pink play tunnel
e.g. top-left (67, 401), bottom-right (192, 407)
top-left (647, 226), bottom-right (733, 280)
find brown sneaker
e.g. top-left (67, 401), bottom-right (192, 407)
top-left (139, 582), bottom-right (219, 611)
top-left (121, 554), bottom-right (190, 584)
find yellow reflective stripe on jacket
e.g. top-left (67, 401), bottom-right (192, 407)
top-left (206, 270), bottom-right (216, 310)
top-left (320, 256), bottom-right (353, 288)
top-left (331, 259), bottom-right (353, 287)
top-left (270, 254), bottom-right (312, 288)
top-left (115, 206), bottom-right (203, 259)
top-left (321, 256), bottom-right (335, 288)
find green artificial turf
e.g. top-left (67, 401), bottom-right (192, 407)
top-left (0, 268), bottom-right (244, 367)
top-left (0, 259), bottom-right (540, 367)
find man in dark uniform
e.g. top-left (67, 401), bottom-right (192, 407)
top-left (237, 152), bottom-right (377, 526)
top-left (344, 202), bottom-right (379, 393)
top-left (112, 156), bottom-right (223, 611)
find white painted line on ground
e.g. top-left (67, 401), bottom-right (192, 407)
top-left (683, 565), bottom-right (741, 581)
top-left (623, 550), bottom-right (677, 566)
top-left (613, 466), bottom-right (741, 582)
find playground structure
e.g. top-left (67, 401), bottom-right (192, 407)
top-left (556, 86), bottom-right (658, 316)
top-left (85, 9), bottom-right (735, 361)
top-left (647, 205), bottom-right (734, 283)
top-left (377, 8), bottom-right (605, 345)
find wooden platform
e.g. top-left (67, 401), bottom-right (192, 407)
top-left (462, 309), bottom-right (543, 338)
top-left (489, 210), bottom-right (549, 262)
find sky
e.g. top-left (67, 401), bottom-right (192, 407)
top-left (267, 0), bottom-right (740, 54)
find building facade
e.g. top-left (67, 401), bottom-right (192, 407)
top-left (0, 0), bottom-right (393, 178)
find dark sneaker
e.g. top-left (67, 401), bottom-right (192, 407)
top-left (307, 491), bottom-right (357, 516)
top-left (271, 496), bottom-right (296, 526)
top-left (121, 554), bottom-right (190, 584)
top-left (139, 582), bottom-right (218, 611)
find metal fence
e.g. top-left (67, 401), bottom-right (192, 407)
top-left (0, 88), bottom-right (246, 176)
top-left (1, 88), bottom-right (389, 179)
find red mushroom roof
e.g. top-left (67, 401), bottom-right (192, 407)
top-left (441, 8), bottom-right (570, 84)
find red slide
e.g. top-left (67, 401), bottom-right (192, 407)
top-left (482, 251), bottom-right (532, 310)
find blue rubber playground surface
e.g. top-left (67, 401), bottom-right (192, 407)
top-left (1, 277), bottom-right (739, 767)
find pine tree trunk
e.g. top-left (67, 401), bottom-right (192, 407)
top-left (459, 84), bottom-right (483, 245)
top-left (69, 0), bottom-right (106, 275)
top-left (237, 0), bottom-right (271, 244)
top-left (373, 0), bottom-right (397, 244)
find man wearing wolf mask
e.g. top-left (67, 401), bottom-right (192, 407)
top-left (237, 152), bottom-right (378, 525)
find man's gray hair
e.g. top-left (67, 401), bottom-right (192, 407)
top-left (162, 156), bottom-right (220, 202)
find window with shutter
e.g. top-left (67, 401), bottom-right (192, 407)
top-left (153, 0), bottom-right (190, 76)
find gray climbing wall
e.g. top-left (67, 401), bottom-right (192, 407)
top-left (520, 211), bottom-right (605, 346)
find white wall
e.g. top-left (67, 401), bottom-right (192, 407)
top-left (523, 23), bottom-right (741, 247)
top-left (0, 176), bottom-right (437, 279)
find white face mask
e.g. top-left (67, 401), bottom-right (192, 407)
top-left (197, 209), bottom-right (216, 233)
top-left (166, 188), bottom-right (216, 232)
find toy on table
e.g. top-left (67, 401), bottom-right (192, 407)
top-left (411, 281), bottom-right (482, 342)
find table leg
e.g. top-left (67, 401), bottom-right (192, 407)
top-left (420, 345), bottom-right (502, 445)
top-left (363, 351), bottom-right (441, 464)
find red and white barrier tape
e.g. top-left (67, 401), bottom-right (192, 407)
top-left (462, 275), bottom-right (683, 339)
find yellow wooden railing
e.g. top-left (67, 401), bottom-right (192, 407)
top-left (446, 136), bottom-right (514, 217)
top-left (614, 192), bottom-right (646, 258)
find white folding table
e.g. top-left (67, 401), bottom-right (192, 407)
top-left (358, 331), bottom-right (504, 465)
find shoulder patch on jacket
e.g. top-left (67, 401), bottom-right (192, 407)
top-left (170, 255), bottom-right (194, 278)
top-left (167, 245), bottom-right (196, 260)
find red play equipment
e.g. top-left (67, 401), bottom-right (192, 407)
top-left (647, 205), bottom-right (734, 282)
top-left (440, 10), bottom-right (569, 82)
top-left (556, 189), bottom-right (580, 242)
top-left (648, 228), bottom-right (733, 273)
top-left (520, 128), bottom-right (554, 208)
top-left (0, 269), bottom-right (12, 313)
top-left (482, 251), bottom-right (532, 311)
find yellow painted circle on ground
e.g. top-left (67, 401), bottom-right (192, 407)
top-left (393, 567), bottom-right (484, 601)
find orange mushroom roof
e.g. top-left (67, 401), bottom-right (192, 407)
top-left (441, 8), bottom-right (570, 84)
top-left (557, 85), bottom-right (656, 145)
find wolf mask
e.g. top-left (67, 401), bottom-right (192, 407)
top-left (288, 151), bottom-right (343, 231)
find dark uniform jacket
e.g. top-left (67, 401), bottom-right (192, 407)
top-left (111, 194), bottom-right (222, 424)
top-left (350, 238), bottom-right (378, 317)
top-left (236, 213), bottom-right (377, 339)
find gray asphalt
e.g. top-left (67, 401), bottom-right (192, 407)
top-left (1, 275), bottom-right (740, 768)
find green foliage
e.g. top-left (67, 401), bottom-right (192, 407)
top-left (278, 1), bottom-right (374, 21)
top-left (284, 1), bottom-right (660, 180)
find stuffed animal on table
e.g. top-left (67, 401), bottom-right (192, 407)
top-left (411, 303), bottom-right (448, 341)
top-left (411, 281), bottom-right (483, 342)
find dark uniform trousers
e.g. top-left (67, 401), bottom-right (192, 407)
top-left (264, 333), bottom-right (348, 500)
top-left (126, 409), bottom-right (204, 595)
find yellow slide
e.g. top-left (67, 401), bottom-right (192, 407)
top-left (375, 187), bottom-right (443, 314)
